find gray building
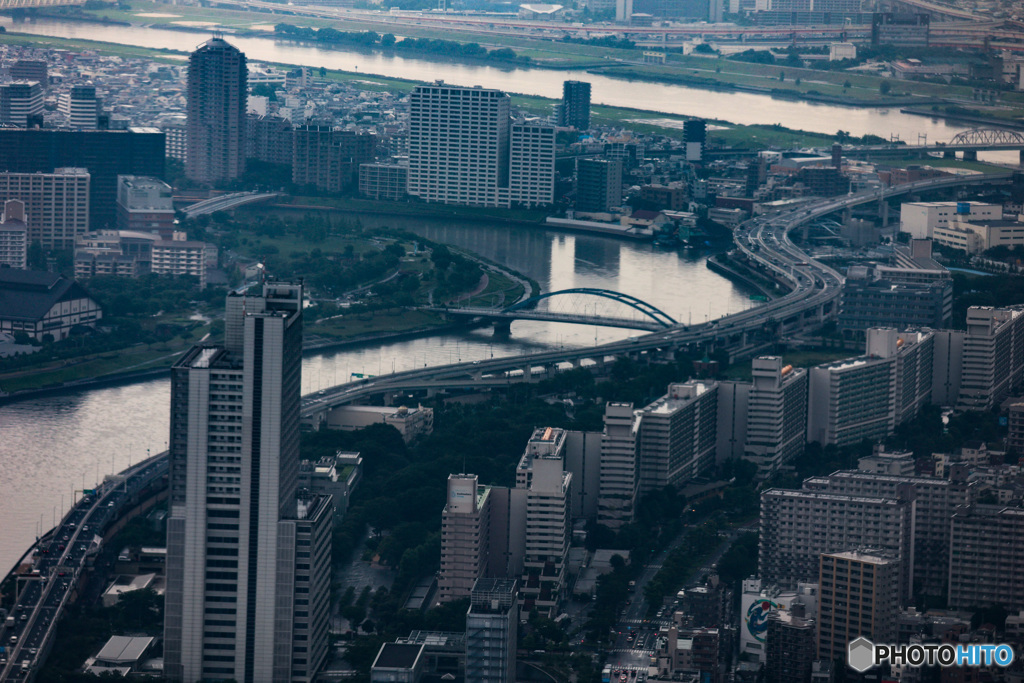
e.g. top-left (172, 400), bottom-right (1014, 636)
top-left (838, 275), bottom-right (951, 335)
top-left (186, 35), bottom-right (247, 184)
top-left (598, 402), bottom-right (637, 529)
top-left (636, 381), bottom-right (719, 493)
top-left (559, 80), bottom-right (591, 130)
top-left (164, 281), bottom-right (331, 683)
top-left (948, 505), bottom-right (1024, 611)
top-left (575, 158), bottom-right (622, 213)
top-left (466, 578), bottom-right (518, 683)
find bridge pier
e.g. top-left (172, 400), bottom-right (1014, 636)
top-left (879, 199), bottom-right (889, 227)
top-left (492, 319), bottom-right (512, 337)
top-left (963, 150), bottom-right (978, 161)
top-left (1020, 149), bottom-right (1024, 166)
top-left (944, 149), bottom-right (956, 159)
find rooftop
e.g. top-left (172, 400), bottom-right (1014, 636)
top-left (372, 643), bottom-right (423, 671)
top-left (95, 635), bottom-right (154, 664)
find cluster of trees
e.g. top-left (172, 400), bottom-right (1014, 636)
top-left (273, 23), bottom-right (530, 64)
top-left (560, 34), bottom-right (636, 49)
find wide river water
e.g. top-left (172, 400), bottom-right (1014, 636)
top-left (4, 15), bottom-right (1021, 159)
top-left (0, 219), bottom-right (759, 575)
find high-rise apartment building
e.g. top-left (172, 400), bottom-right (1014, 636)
top-left (61, 85), bottom-right (101, 129)
top-left (10, 60), bottom-right (47, 84)
top-left (558, 80), bottom-right (591, 130)
top-left (575, 158), bottom-right (622, 213)
top-left (802, 469), bottom-right (968, 599)
top-left (636, 381), bottom-right (719, 493)
top-left (0, 199), bottom-right (27, 269)
top-left (817, 551), bottom-right (900, 663)
top-left (516, 427), bottom-right (572, 617)
top-left (683, 118), bottom-right (707, 162)
top-left (765, 610), bottom-right (816, 683)
top-left (956, 306), bottom-right (1024, 412)
top-left (465, 578), bottom-right (518, 683)
top-left (508, 122), bottom-right (555, 208)
top-left (164, 281), bottom-right (332, 683)
top-left (598, 402), bottom-right (637, 529)
top-left (292, 126), bottom-right (374, 192)
top-left (246, 114), bottom-right (294, 166)
top-left (186, 35), bottom-right (247, 184)
top-left (0, 127), bottom-right (165, 231)
top-left (407, 83), bottom-right (510, 207)
top-left (439, 474), bottom-right (492, 603)
top-left (359, 161), bottom-right (409, 201)
top-left (744, 357), bottom-right (807, 478)
top-left (759, 487), bottom-right (914, 595)
top-left (948, 505), bottom-right (1024, 611)
top-left (0, 81), bottom-right (43, 127)
top-left (0, 168), bottom-right (91, 250)
top-left (807, 328), bottom-right (932, 447)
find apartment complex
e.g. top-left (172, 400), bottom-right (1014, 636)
top-left (407, 83), bottom-right (510, 207)
top-left (61, 85), bottom-right (101, 129)
top-left (465, 579), bottom-right (518, 683)
top-left (817, 551), bottom-right (900, 662)
top-left (948, 505), bottom-right (1024, 611)
top-left (246, 114), bottom-right (294, 166)
top-left (292, 126), bottom-right (374, 192)
top-left (597, 402), bottom-right (638, 529)
top-left (508, 122), bottom-right (556, 208)
top-left (956, 306), bottom-right (1024, 412)
top-left (186, 36), bottom-right (247, 184)
top-left (807, 328), bottom-right (933, 447)
top-left (0, 127), bottom-right (165, 231)
top-left (764, 610), bottom-right (816, 683)
top-left (359, 161), bottom-right (409, 201)
top-left (0, 199), bottom-right (27, 269)
top-left (576, 158), bottom-right (623, 213)
top-left (636, 381), bottom-right (719, 493)
top-left (759, 487), bottom-right (913, 594)
top-left (515, 427), bottom-right (572, 617)
top-left (438, 474), bottom-right (492, 603)
top-left (164, 282), bottom-right (331, 683)
top-left (558, 80), bottom-right (591, 130)
top-left (0, 168), bottom-right (90, 250)
top-left (75, 230), bottom-right (210, 288)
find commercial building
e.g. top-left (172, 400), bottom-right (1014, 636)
top-left (465, 578), bottom-right (518, 683)
top-left (558, 80), bottom-right (591, 130)
top-left (407, 83), bottom-right (510, 207)
top-left (807, 328), bottom-right (933, 447)
top-left (0, 81), bottom-right (43, 127)
top-left (838, 276), bottom-right (951, 334)
top-left (899, 201), bottom-right (1001, 240)
top-left (765, 610), bottom-right (816, 683)
top-left (636, 381), bottom-right (719, 492)
top-left (292, 126), bottom-right (375, 192)
top-left (10, 60), bottom-right (47, 84)
top-left (576, 158), bottom-right (622, 213)
top-left (655, 625), bottom-right (720, 682)
top-left (0, 127), bottom-right (165, 231)
top-left (75, 230), bottom-right (209, 288)
top-left (116, 176), bottom-right (175, 237)
top-left (186, 35), bottom-right (247, 184)
top-left (439, 474), bottom-right (492, 603)
top-left (948, 505), bottom-right (1024, 611)
top-left (759, 487), bottom-right (914, 593)
top-left (321, 404), bottom-right (434, 443)
top-left (0, 199), bottom-right (28, 269)
top-left (956, 306), bottom-right (1024, 412)
top-left (817, 551), bottom-right (900, 663)
top-left (359, 161), bottom-right (409, 201)
top-left (597, 402), bottom-right (637, 529)
top-left (61, 85), bottom-right (101, 129)
top-left (0, 168), bottom-right (90, 250)
top-left (515, 427), bottom-right (572, 617)
top-left (508, 121), bottom-right (555, 208)
top-left (933, 213), bottom-right (1024, 254)
top-left (802, 469), bottom-right (968, 599)
top-left (164, 282), bottom-right (331, 683)
top-left (370, 643), bottom-right (423, 683)
top-left (297, 451), bottom-right (361, 521)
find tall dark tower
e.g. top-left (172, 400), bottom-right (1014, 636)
top-left (186, 35), bottom-right (247, 185)
top-left (559, 80), bottom-right (591, 131)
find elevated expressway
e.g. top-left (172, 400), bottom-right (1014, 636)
top-left (300, 171), bottom-right (1018, 426)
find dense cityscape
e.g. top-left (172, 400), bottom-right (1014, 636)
top-left (0, 0), bottom-right (1023, 680)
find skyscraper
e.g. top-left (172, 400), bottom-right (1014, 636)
top-left (187, 35), bottom-right (248, 184)
top-left (0, 81), bottom-right (43, 127)
top-left (165, 281), bottom-right (332, 683)
top-left (62, 85), bottom-right (101, 129)
top-left (407, 82), bottom-right (510, 207)
top-left (817, 551), bottom-right (900, 663)
top-left (439, 474), bottom-right (493, 603)
top-left (598, 402), bottom-right (637, 529)
top-left (465, 579), bottom-right (518, 683)
top-left (508, 121), bottom-right (556, 208)
top-left (559, 80), bottom-right (591, 130)
top-left (575, 158), bottom-right (622, 213)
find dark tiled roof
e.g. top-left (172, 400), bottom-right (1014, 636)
top-left (373, 643), bottom-right (423, 670)
top-left (0, 268), bottom-right (94, 321)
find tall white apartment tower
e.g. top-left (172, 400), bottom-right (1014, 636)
top-left (165, 281), bottom-right (331, 683)
top-left (636, 381), bottom-right (719, 492)
top-left (407, 82), bottom-right (510, 207)
top-left (516, 427), bottom-right (572, 617)
top-left (598, 402), bottom-right (637, 529)
top-left (62, 85), bottom-right (101, 129)
top-left (439, 474), bottom-right (492, 603)
top-left (509, 121), bottom-right (555, 208)
top-left (745, 357), bottom-right (808, 478)
top-left (956, 306), bottom-right (1024, 412)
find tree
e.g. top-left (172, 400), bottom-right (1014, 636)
top-left (27, 239), bottom-right (44, 270)
top-left (843, 79), bottom-right (852, 88)
top-left (778, 70), bottom-right (785, 81)
top-left (880, 80), bottom-right (891, 95)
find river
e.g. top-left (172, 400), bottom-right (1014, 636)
top-left (3, 15), bottom-right (1020, 155)
top-left (0, 219), bottom-right (756, 576)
